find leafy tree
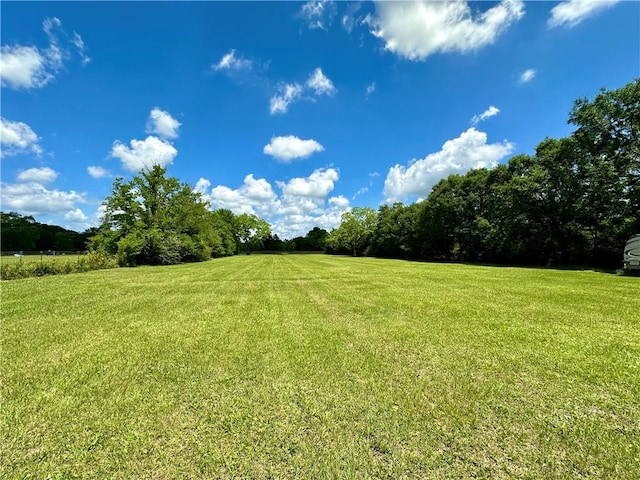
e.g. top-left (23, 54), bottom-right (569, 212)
top-left (235, 213), bottom-right (272, 253)
top-left (369, 202), bottom-right (421, 259)
top-left (90, 165), bottom-right (230, 266)
top-left (568, 79), bottom-right (640, 265)
top-left (1, 212), bottom-right (90, 252)
top-left (292, 227), bottom-right (329, 251)
top-left (1, 212), bottom-right (40, 251)
top-left (328, 207), bottom-right (377, 256)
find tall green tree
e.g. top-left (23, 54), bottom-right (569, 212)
top-left (235, 213), bottom-right (272, 253)
top-left (568, 79), bottom-right (640, 265)
top-left (90, 165), bottom-right (224, 265)
top-left (328, 207), bottom-right (377, 256)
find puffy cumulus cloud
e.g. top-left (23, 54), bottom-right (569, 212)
top-left (383, 128), bottom-right (515, 202)
top-left (212, 49), bottom-right (252, 71)
top-left (369, 0), bottom-right (525, 60)
top-left (194, 178), bottom-right (211, 197)
top-left (64, 208), bottom-right (88, 222)
top-left (195, 168), bottom-right (347, 238)
top-left (110, 136), bottom-right (177, 172)
top-left (0, 46), bottom-right (50, 90)
top-left (0, 181), bottom-right (86, 216)
top-left (548, 0), bottom-right (619, 28)
top-left (471, 105), bottom-right (500, 125)
top-left (269, 83), bottom-right (304, 115)
top-left (519, 68), bottom-right (536, 83)
top-left (263, 135), bottom-right (324, 162)
top-left (209, 185), bottom-right (256, 215)
top-left (87, 166), bottom-right (111, 178)
top-left (0, 17), bottom-right (89, 90)
top-left (203, 174), bottom-right (279, 217)
top-left (0, 117), bottom-right (43, 157)
top-left (146, 107), bottom-right (181, 140)
top-left (278, 168), bottom-right (339, 198)
top-left (298, 0), bottom-right (337, 30)
top-left (329, 195), bottom-right (349, 209)
top-left (306, 68), bottom-right (336, 96)
top-left (17, 167), bottom-right (57, 184)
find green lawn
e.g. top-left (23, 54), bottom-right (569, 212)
top-left (2, 255), bottom-right (639, 478)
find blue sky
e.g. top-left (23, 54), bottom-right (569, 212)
top-left (1, 1), bottom-right (638, 238)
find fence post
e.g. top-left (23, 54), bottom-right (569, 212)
top-left (40, 251), bottom-right (43, 267)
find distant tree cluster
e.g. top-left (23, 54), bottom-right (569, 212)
top-left (1, 212), bottom-right (93, 252)
top-left (328, 79), bottom-right (639, 269)
top-left (89, 165), bottom-right (272, 266)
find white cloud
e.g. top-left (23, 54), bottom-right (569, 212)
top-left (383, 128), bottom-right (515, 202)
top-left (299, 0), bottom-right (337, 30)
top-left (17, 167), bottom-right (58, 184)
top-left (146, 107), bottom-right (181, 140)
top-left (365, 82), bottom-right (376, 99)
top-left (342, 2), bottom-right (364, 33)
top-left (0, 117), bottom-right (43, 157)
top-left (0, 181), bottom-right (86, 216)
top-left (270, 68), bottom-right (337, 114)
top-left (306, 68), bottom-right (336, 96)
top-left (329, 195), bottom-right (350, 209)
top-left (270, 83), bottom-right (304, 114)
top-left (87, 166), bottom-right (111, 178)
top-left (64, 208), bottom-right (88, 222)
top-left (0, 17), bottom-right (89, 90)
top-left (241, 174), bottom-right (279, 202)
top-left (263, 135), bottom-right (324, 162)
top-left (71, 32), bottom-right (91, 65)
top-left (0, 46), bottom-right (50, 89)
top-left (204, 174), bottom-right (279, 217)
top-left (110, 136), bottom-right (178, 172)
top-left (194, 178), bottom-right (211, 196)
top-left (279, 168), bottom-right (339, 198)
top-left (197, 167), bottom-right (347, 238)
top-left (471, 105), bottom-right (500, 125)
top-left (42, 17), bottom-right (62, 36)
top-left (548, 0), bottom-right (619, 28)
top-left (353, 186), bottom-right (369, 199)
top-left (93, 204), bottom-right (107, 226)
top-left (368, 0), bottom-right (525, 60)
top-left (519, 68), bottom-right (536, 83)
top-left (212, 49), bottom-right (252, 71)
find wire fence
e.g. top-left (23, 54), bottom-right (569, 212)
top-left (1, 250), bottom-right (90, 264)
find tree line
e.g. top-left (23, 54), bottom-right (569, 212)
top-left (328, 79), bottom-right (639, 269)
top-left (1, 212), bottom-right (94, 253)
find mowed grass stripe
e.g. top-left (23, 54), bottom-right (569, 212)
top-left (2, 255), bottom-right (639, 478)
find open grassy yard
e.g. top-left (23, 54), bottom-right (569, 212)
top-left (2, 255), bottom-right (639, 478)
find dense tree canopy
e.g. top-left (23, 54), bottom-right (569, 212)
top-left (89, 166), bottom-right (270, 266)
top-left (328, 79), bottom-right (639, 269)
top-left (1, 212), bottom-right (92, 252)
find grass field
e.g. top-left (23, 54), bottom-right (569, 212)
top-left (2, 255), bottom-right (639, 478)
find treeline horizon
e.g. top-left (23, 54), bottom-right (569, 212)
top-left (0, 212), bottom-right (96, 253)
top-left (4, 80), bottom-right (637, 270)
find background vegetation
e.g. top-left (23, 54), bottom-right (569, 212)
top-left (329, 80), bottom-right (639, 269)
